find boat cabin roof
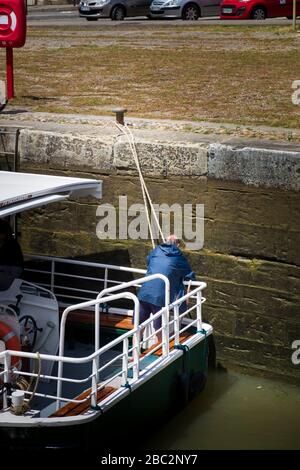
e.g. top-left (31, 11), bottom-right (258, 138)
top-left (0, 171), bottom-right (102, 217)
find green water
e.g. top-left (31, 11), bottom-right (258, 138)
top-left (144, 369), bottom-right (300, 450)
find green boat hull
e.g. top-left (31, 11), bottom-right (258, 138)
top-left (0, 337), bottom-right (208, 450)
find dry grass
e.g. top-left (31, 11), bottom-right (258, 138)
top-left (1, 23), bottom-right (300, 128)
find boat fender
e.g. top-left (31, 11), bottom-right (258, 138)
top-left (189, 370), bottom-right (207, 399)
top-left (175, 344), bottom-right (190, 407)
top-left (189, 329), bottom-right (209, 399)
top-left (0, 321), bottom-right (21, 367)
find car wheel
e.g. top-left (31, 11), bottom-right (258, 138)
top-left (251, 7), bottom-right (266, 19)
top-left (182, 4), bottom-right (200, 20)
top-left (111, 5), bottom-right (126, 20)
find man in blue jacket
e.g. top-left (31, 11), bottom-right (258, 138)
top-left (137, 234), bottom-right (195, 334)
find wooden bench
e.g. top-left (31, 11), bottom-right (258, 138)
top-left (50, 386), bottom-right (116, 418)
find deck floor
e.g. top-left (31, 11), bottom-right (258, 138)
top-left (35, 313), bottom-right (194, 418)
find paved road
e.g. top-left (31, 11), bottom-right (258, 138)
top-left (27, 5), bottom-right (293, 26)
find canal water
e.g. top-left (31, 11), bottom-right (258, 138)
top-left (144, 369), bottom-right (300, 450)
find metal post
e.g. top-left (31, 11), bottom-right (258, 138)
top-left (162, 282), bottom-right (170, 356)
top-left (122, 337), bottom-right (129, 385)
top-left (6, 48), bottom-right (14, 100)
top-left (132, 300), bottom-right (140, 380)
top-left (293, 0), bottom-right (297, 31)
top-left (104, 267), bottom-right (108, 290)
top-left (91, 358), bottom-right (98, 408)
top-left (3, 353), bottom-right (11, 409)
top-left (112, 107), bottom-right (127, 126)
top-left (174, 305), bottom-right (180, 345)
top-left (196, 290), bottom-right (203, 332)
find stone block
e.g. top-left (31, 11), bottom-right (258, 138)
top-left (19, 129), bottom-right (114, 172)
top-left (186, 250), bottom-right (300, 295)
top-left (113, 138), bottom-right (208, 177)
top-left (206, 180), bottom-right (300, 231)
top-left (204, 219), bottom-right (300, 265)
top-left (205, 279), bottom-right (300, 321)
top-left (208, 143), bottom-right (300, 191)
top-left (202, 305), bottom-right (236, 336)
top-left (234, 312), bottom-right (286, 346)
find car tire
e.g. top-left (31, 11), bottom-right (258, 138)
top-left (251, 7), bottom-right (266, 19)
top-left (182, 4), bottom-right (200, 20)
top-left (111, 5), bottom-right (126, 20)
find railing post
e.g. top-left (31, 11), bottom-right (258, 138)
top-left (104, 268), bottom-right (108, 290)
top-left (3, 353), bottom-right (11, 409)
top-left (162, 280), bottom-right (170, 356)
top-left (196, 290), bottom-right (203, 332)
top-left (122, 337), bottom-right (129, 385)
top-left (95, 302), bottom-right (100, 383)
top-left (174, 305), bottom-right (180, 345)
top-left (91, 357), bottom-right (98, 408)
top-left (132, 329), bottom-right (140, 380)
top-left (132, 297), bottom-right (140, 381)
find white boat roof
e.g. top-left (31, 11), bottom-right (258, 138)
top-left (0, 171), bottom-right (102, 217)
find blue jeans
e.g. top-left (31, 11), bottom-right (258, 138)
top-left (134, 300), bottom-right (162, 331)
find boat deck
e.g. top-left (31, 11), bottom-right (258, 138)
top-left (50, 386), bottom-right (117, 418)
top-left (61, 308), bottom-right (134, 331)
top-left (49, 324), bottom-right (193, 418)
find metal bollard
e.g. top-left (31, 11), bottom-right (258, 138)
top-left (112, 107), bottom-right (127, 126)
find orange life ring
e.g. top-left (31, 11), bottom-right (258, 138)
top-left (0, 321), bottom-right (21, 367)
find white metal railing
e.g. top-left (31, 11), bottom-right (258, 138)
top-left (95, 273), bottom-right (170, 357)
top-left (0, 258), bottom-right (207, 416)
top-left (57, 291), bottom-right (140, 409)
top-left (23, 254), bottom-right (146, 305)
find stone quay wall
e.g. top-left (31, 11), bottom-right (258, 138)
top-left (1, 119), bottom-right (299, 383)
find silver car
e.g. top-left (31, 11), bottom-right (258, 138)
top-left (150, 0), bottom-right (220, 19)
top-left (78, 0), bottom-right (152, 20)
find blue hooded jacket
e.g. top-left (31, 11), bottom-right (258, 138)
top-left (138, 243), bottom-right (195, 307)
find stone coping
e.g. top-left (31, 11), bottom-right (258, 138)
top-left (0, 113), bottom-right (299, 190)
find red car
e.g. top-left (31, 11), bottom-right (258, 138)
top-left (220, 0), bottom-right (300, 19)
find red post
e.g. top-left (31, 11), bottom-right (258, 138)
top-left (6, 47), bottom-right (14, 100)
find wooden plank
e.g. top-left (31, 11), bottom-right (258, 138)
top-left (50, 386), bottom-right (116, 418)
top-left (142, 332), bottom-right (193, 357)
